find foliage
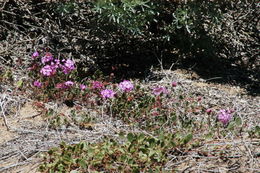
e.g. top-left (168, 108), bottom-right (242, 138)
top-left (1, 0), bottom-right (258, 81)
top-left (92, 0), bottom-right (155, 35)
top-left (248, 125), bottom-right (260, 138)
top-left (90, 0), bottom-right (223, 58)
top-left (38, 132), bottom-right (193, 172)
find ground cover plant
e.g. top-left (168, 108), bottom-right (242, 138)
top-left (9, 50), bottom-right (255, 172)
top-left (0, 0), bottom-right (259, 172)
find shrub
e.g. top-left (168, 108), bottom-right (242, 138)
top-left (1, 0), bottom-right (258, 85)
top-left (38, 132), bottom-right (193, 172)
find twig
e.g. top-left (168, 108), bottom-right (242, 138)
top-left (0, 159), bottom-right (33, 172)
top-left (0, 1), bottom-right (7, 11)
top-left (1, 109), bottom-right (10, 131)
top-left (206, 77), bottom-right (223, 81)
top-left (0, 94), bottom-right (10, 130)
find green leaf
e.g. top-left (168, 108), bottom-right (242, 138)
top-left (119, 131), bottom-right (125, 138)
top-left (88, 148), bottom-right (95, 157)
top-left (78, 159), bottom-right (87, 169)
top-left (254, 126), bottom-right (260, 136)
top-left (235, 117), bottom-right (242, 126)
top-left (16, 79), bottom-right (23, 88)
top-left (127, 133), bottom-right (135, 142)
top-left (148, 138), bottom-right (156, 146)
top-left (182, 133), bottom-right (193, 145)
top-left (137, 133), bottom-right (145, 142)
top-left (227, 122), bottom-right (235, 130)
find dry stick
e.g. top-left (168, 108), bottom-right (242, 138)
top-left (1, 111), bottom-right (10, 130)
top-left (0, 95), bottom-right (10, 130)
top-left (0, 159), bottom-right (33, 172)
top-left (0, 1), bottom-right (7, 11)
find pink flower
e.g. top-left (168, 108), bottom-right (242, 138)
top-left (33, 80), bottom-right (42, 88)
top-left (40, 65), bottom-right (56, 76)
top-left (52, 59), bottom-right (61, 69)
top-left (32, 51), bottom-right (39, 59)
top-left (28, 64), bottom-right (38, 71)
top-left (80, 84), bottom-right (86, 90)
top-left (152, 86), bottom-right (168, 96)
top-left (92, 81), bottom-right (103, 89)
top-left (206, 109), bottom-right (212, 114)
top-left (41, 53), bottom-right (53, 64)
top-left (118, 80), bottom-right (134, 92)
top-left (101, 89), bottom-right (115, 99)
top-left (62, 59), bottom-right (75, 74)
top-left (172, 82), bottom-right (177, 87)
top-left (217, 109), bottom-right (232, 125)
top-left (55, 81), bottom-right (73, 89)
top-left (64, 81), bottom-right (74, 87)
top-left (56, 83), bottom-right (66, 89)
top-left (227, 109), bottom-right (235, 114)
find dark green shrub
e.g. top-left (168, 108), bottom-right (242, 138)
top-left (1, 0), bottom-right (258, 81)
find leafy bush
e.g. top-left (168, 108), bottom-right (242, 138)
top-left (1, 0), bottom-right (258, 80)
top-left (38, 132), bottom-right (193, 172)
top-left (90, 0), bottom-right (258, 82)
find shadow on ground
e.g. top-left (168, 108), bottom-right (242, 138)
top-left (91, 52), bottom-right (259, 96)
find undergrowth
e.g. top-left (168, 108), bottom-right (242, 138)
top-left (6, 50), bottom-right (256, 172)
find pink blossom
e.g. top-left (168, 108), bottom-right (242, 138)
top-left (227, 109), bottom-right (235, 114)
top-left (28, 64), bottom-right (38, 71)
top-left (118, 80), bottom-right (134, 92)
top-left (33, 80), bottom-right (42, 88)
top-left (64, 59), bottom-right (75, 68)
top-left (52, 59), bottom-right (61, 69)
top-left (32, 51), bottom-right (39, 59)
top-left (172, 82), bottom-right (177, 87)
top-left (217, 109), bottom-right (232, 125)
top-left (41, 53), bottom-right (53, 64)
top-left (152, 86), bottom-right (168, 96)
top-left (62, 59), bottom-right (75, 74)
top-left (64, 81), bottom-right (74, 86)
top-left (55, 81), bottom-right (73, 89)
top-left (56, 83), bottom-right (66, 89)
top-left (92, 81), bottom-right (103, 89)
top-left (206, 109), bottom-right (212, 114)
top-left (101, 89), bottom-right (115, 99)
top-left (80, 84), bottom-right (86, 90)
top-left (40, 65), bottom-right (56, 76)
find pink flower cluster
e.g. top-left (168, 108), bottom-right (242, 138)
top-left (62, 59), bottom-right (75, 74)
top-left (40, 65), bottom-right (56, 76)
top-left (92, 81), bottom-right (103, 89)
top-left (80, 84), bottom-right (87, 90)
top-left (32, 52), bottom-right (75, 77)
top-left (55, 81), bottom-right (74, 89)
top-left (152, 86), bottom-right (168, 96)
top-left (99, 80), bottom-right (176, 99)
top-left (33, 80), bottom-right (42, 88)
top-left (100, 80), bottom-right (134, 99)
top-left (217, 109), bottom-right (233, 125)
top-left (41, 53), bottom-right (54, 64)
top-left (101, 89), bottom-right (115, 99)
top-left (32, 51), bottom-right (39, 59)
top-left (119, 80), bottom-right (134, 92)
